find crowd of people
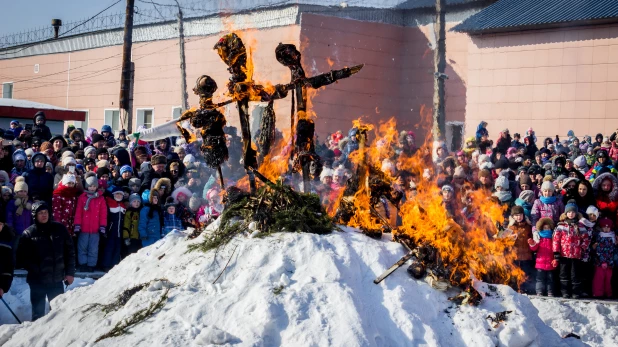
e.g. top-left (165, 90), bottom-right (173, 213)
top-left (3, 111), bottom-right (618, 321)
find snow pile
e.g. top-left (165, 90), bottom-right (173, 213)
top-left (0, 223), bottom-right (585, 346)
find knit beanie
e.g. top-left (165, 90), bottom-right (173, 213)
top-left (1, 186), bottom-right (12, 196)
top-left (189, 193), bottom-right (201, 210)
top-left (84, 146), bottom-right (96, 158)
top-left (62, 156), bottom-right (76, 168)
top-left (183, 154), bottom-right (195, 165)
top-left (541, 180), bottom-right (555, 192)
top-left (39, 141), bottom-right (52, 153)
top-left (495, 159), bottom-right (509, 170)
top-left (564, 200), bottom-right (578, 214)
top-left (61, 150), bottom-right (75, 160)
top-left (586, 205), bottom-right (599, 217)
top-left (511, 205), bottom-right (524, 216)
top-left (519, 174), bottom-right (533, 187)
top-left (129, 193), bottom-right (141, 206)
top-left (91, 133), bottom-right (104, 144)
top-left (599, 217), bottom-right (614, 228)
top-left (85, 176), bottom-right (99, 189)
top-left (495, 176), bottom-right (509, 189)
top-left (536, 217), bottom-right (555, 231)
top-left (12, 152), bottom-right (25, 163)
top-left (61, 174), bottom-right (76, 186)
top-left (129, 177), bottom-right (141, 188)
top-left (24, 148), bottom-right (34, 157)
top-left (478, 169), bottom-right (491, 178)
top-left (119, 165), bottom-right (133, 175)
top-left (96, 167), bottom-right (110, 178)
top-left (441, 184), bottom-right (454, 192)
top-left (519, 190), bottom-right (535, 203)
top-left (573, 155), bottom-right (587, 167)
top-left (96, 147), bottom-right (108, 157)
top-left (14, 176), bottom-right (27, 193)
top-left (96, 160), bottom-right (109, 169)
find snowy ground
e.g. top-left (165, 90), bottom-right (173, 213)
top-left (0, 222), bottom-right (602, 346)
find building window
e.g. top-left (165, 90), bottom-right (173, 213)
top-left (172, 106), bottom-right (182, 120)
top-left (136, 109), bottom-right (154, 129)
top-left (104, 109), bottom-right (120, 134)
top-left (34, 64), bottom-right (39, 73)
top-left (73, 110), bottom-right (89, 130)
top-left (446, 122), bottom-right (464, 152)
top-left (2, 83), bottom-right (13, 99)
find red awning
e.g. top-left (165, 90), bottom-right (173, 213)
top-left (0, 98), bottom-right (86, 121)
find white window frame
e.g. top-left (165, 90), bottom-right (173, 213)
top-left (171, 106), bottom-right (182, 120)
top-left (135, 107), bottom-right (155, 129)
top-left (72, 109), bottom-right (89, 130)
top-left (103, 108), bottom-right (121, 136)
top-left (2, 82), bottom-right (13, 99)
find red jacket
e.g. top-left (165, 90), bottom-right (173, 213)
top-left (51, 183), bottom-right (80, 236)
top-left (552, 218), bottom-right (591, 259)
top-left (74, 189), bottom-right (107, 233)
top-left (530, 237), bottom-right (557, 271)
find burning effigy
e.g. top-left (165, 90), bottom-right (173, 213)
top-left (134, 31), bottom-right (524, 306)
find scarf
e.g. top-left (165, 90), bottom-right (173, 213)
top-left (599, 232), bottom-right (616, 243)
top-left (14, 197), bottom-right (31, 216)
top-left (540, 196), bottom-right (556, 204)
top-left (579, 218), bottom-right (595, 228)
top-left (84, 191), bottom-right (99, 211)
top-left (539, 229), bottom-right (553, 239)
top-left (493, 190), bottom-right (512, 202)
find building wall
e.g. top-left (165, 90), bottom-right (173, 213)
top-left (466, 24), bottom-right (618, 141)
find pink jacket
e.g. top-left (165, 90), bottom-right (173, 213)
top-left (74, 190), bottom-right (108, 233)
top-left (530, 237), bottom-right (557, 271)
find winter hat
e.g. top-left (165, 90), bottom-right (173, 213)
top-left (129, 193), bottom-right (141, 206)
top-left (84, 146), bottom-right (96, 158)
top-left (478, 169), bottom-right (491, 178)
top-left (119, 165), bottom-right (133, 176)
top-left (24, 148), bottom-right (34, 157)
top-left (586, 205), bottom-right (599, 217)
top-left (536, 217), bottom-right (555, 231)
top-left (91, 134), bottom-right (104, 144)
top-left (174, 146), bottom-right (185, 154)
top-left (31, 201), bottom-right (49, 220)
top-left (151, 154), bottom-right (167, 166)
top-left (573, 155), bottom-right (587, 168)
top-left (12, 152), bottom-right (25, 163)
top-left (494, 175), bottom-right (509, 189)
top-left (129, 177), bottom-right (142, 188)
top-left (494, 159), bottom-right (509, 170)
top-left (61, 150), bottom-right (75, 160)
top-left (441, 184), bottom-right (454, 192)
top-left (333, 165), bottom-right (346, 178)
top-left (453, 166), bottom-right (466, 179)
top-left (333, 149), bottom-right (342, 157)
top-left (599, 217), bottom-right (614, 228)
top-left (14, 176), bottom-right (27, 193)
top-left (96, 167), bottom-right (110, 178)
top-left (564, 199), bottom-right (578, 214)
top-left (62, 156), bottom-right (76, 167)
top-left (561, 177), bottom-right (579, 188)
top-left (519, 174), bottom-right (532, 187)
top-left (61, 174), bottom-right (76, 186)
top-left (85, 175), bottom-right (98, 189)
top-left (189, 193), bottom-right (201, 210)
top-left (511, 205), bottom-right (524, 216)
top-left (164, 196), bottom-right (177, 210)
top-left (45, 162), bottom-right (53, 170)
top-left (1, 186), bottom-right (12, 196)
top-left (183, 154), bottom-right (195, 165)
top-left (101, 125), bottom-right (112, 133)
top-left (320, 167), bottom-right (334, 180)
top-left (479, 161), bottom-right (493, 170)
top-left (555, 175), bottom-right (567, 184)
top-left (541, 180), bottom-right (555, 192)
top-left (519, 190), bottom-right (535, 203)
top-left (96, 160), bottom-right (109, 169)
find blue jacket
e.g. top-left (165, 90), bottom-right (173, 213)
top-left (138, 205), bottom-right (161, 247)
top-left (7, 199), bottom-right (32, 235)
top-left (162, 212), bottom-right (183, 236)
top-left (23, 167), bottom-right (54, 206)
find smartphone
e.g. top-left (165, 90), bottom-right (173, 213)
top-left (69, 166), bottom-right (75, 173)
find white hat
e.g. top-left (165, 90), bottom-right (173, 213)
top-left (320, 168), bottom-right (334, 180)
top-left (495, 175), bottom-right (509, 189)
top-left (586, 205), bottom-right (599, 217)
top-left (183, 154), bottom-right (195, 165)
top-left (62, 156), bottom-right (76, 167)
top-left (62, 174), bottom-right (76, 186)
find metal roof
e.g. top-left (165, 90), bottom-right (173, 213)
top-left (396, 0), bottom-right (489, 10)
top-left (452, 0), bottom-right (618, 34)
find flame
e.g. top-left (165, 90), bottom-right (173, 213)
top-left (326, 57), bottom-right (335, 68)
top-left (258, 130), bottom-right (292, 182)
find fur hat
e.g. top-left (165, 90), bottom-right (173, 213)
top-left (14, 176), bottom-right (27, 193)
top-left (561, 177), bottom-right (579, 189)
top-left (174, 146), bottom-right (186, 154)
top-left (85, 176), bottom-right (98, 189)
top-left (129, 193), bottom-right (141, 206)
top-left (84, 146), bottom-right (96, 158)
top-left (519, 190), bottom-right (535, 203)
top-left (171, 186), bottom-right (192, 203)
top-left (599, 217), bottom-right (614, 228)
top-left (586, 205), bottom-right (599, 217)
top-left (495, 175), bottom-right (509, 189)
top-left (149, 188), bottom-right (161, 205)
top-left (154, 177), bottom-right (172, 196)
top-left (129, 177), bottom-right (142, 188)
top-left (151, 154), bottom-right (167, 166)
top-left (24, 148), bottom-right (34, 157)
top-left (61, 174), bottom-right (76, 186)
top-left (189, 193), bottom-right (201, 210)
top-left (536, 217), bottom-right (554, 231)
top-left (541, 180), bottom-right (555, 192)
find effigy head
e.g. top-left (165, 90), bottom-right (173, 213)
top-left (214, 33), bottom-right (246, 67)
top-left (193, 75), bottom-right (218, 97)
top-left (275, 43), bottom-right (301, 67)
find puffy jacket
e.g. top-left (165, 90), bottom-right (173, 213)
top-left (609, 144), bottom-right (618, 162)
top-left (106, 197), bottom-right (126, 238)
top-left (553, 216), bottom-right (591, 259)
top-left (531, 198), bottom-right (564, 232)
top-left (52, 184), bottom-right (80, 236)
top-left (139, 205), bottom-right (162, 247)
top-left (592, 173), bottom-right (618, 219)
top-left (17, 221), bottom-right (76, 285)
top-left (592, 231), bottom-right (617, 267)
top-left (123, 208), bottom-right (141, 240)
top-left (74, 190), bottom-right (108, 233)
top-left (23, 166), bottom-right (54, 206)
top-left (579, 218), bottom-right (595, 262)
top-left (7, 199), bottom-right (32, 235)
top-left (162, 212), bottom-right (183, 236)
top-left (531, 235), bottom-right (557, 271)
top-left (0, 225), bottom-right (15, 293)
top-left (510, 221), bottom-right (533, 261)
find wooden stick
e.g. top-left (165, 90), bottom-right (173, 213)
top-left (212, 244), bottom-right (239, 284)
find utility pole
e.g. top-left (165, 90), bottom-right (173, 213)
top-left (176, 0), bottom-right (189, 111)
top-left (119, 0), bottom-right (135, 132)
top-left (432, 0), bottom-right (447, 142)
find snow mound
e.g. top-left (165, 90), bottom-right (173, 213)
top-left (0, 223), bottom-right (585, 346)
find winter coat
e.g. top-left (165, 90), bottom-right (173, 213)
top-left (123, 208), bottom-right (141, 240)
top-left (514, 198), bottom-right (532, 219)
top-left (17, 221), bottom-right (76, 285)
top-left (162, 212), bottom-right (183, 236)
top-left (531, 234), bottom-right (557, 271)
top-left (31, 114), bottom-right (52, 141)
top-left (106, 197), bottom-right (126, 238)
top-left (579, 218), bottom-right (595, 262)
top-left (531, 198), bottom-right (564, 232)
top-left (138, 204), bottom-right (162, 247)
top-left (0, 225), bottom-right (15, 293)
top-left (592, 231), bottom-right (617, 267)
top-left (586, 163), bottom-right (618, 182)
top-left (475, 122), bottom-right (488, 143)
top-left (74, 190), bottom-right (108, 233)
top-left (140, 169), bottom-right (170, 194)
top-left (610, 144), bottom-right (618, 162)
top-left (23, 166), bottom-right (54, 206)
top-left (6, 198), bottom-right (32, 235)
top-left (103, 134), bottom-right (117, 148)
top-left (510, 220), bottom-right (533, 261)
top-left (592, 172), bottom-right (618, 219)
top-left (52, 183), bottom-right (80, 236)
top-left (553, 215), bottom-right (591, 259)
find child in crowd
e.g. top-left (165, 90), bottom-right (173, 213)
top-left (123, 193), bottom-right (142, 256)
top-left (591, 218), bottom-right (616, 298)
top-left (6, 177), bottom-right (31, 260)
top-left (162, 197), bottom-right (183, 236)
top-left (74, 176), bottom-right (108, 272)
top-left (172, 186), bottom-right (194, 228)
top-left (51, 174), bottom-right (80, 236)
top-left (139, 188), bottom-right (162, 247)
top-left (102, 187), bottom-right (126, 271)
top-left (509, 205), bottom-right (534, 293)
top-left (529, 217), bottom-right (557, 296)
top-left (129, 178), bottom-right (141, 194)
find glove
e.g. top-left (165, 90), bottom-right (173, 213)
top-left (124, 239), bottom-right (131, 246)
top-left (74, 225), bottom-right (81, 233)
top-left (99, 227), bottom-right (107, 237)
top-left (551, 259), bottom-right (559, 268)
top-left (602, 263), bottom-right (608, 269)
